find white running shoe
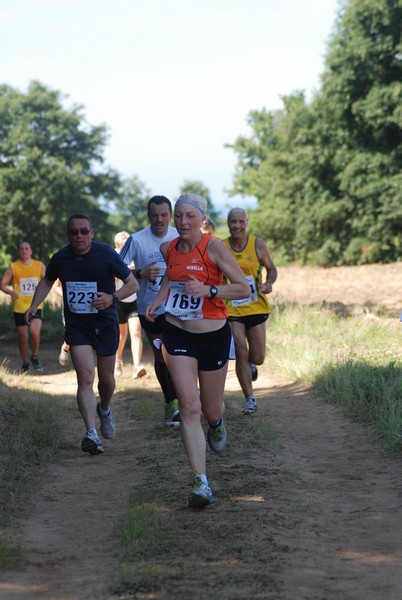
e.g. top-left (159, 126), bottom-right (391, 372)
top-left (59, 345), bottom-right (70, 366)
top-left (115, 359), bottom-right (123, 376)
top-left (132, 365), bottom-right (146, 379)
top-left (188, 476), bottom-right (215, 508)
top-left (243, 396), bottom-right (257, 415)
top-left (81, 430), bottom-right (104, 454)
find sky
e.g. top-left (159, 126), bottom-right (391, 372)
top-left (1, 0), bottom-right (340, 214)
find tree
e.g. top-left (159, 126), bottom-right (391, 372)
top-left (227, 92), bottom-right (324, 263)
top-left (108, 175), bottom-right (151, 236)
top-left (0, 81), bottom-right (120, 261)
top-left (227, 0), bottom-right (402, 265)
top-left (178, 179), bottom-right (220, 221)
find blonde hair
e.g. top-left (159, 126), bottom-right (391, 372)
top-left (175, 194), bottom-right (207, 216)
top-left (114, 231), bottom-right (130, 247)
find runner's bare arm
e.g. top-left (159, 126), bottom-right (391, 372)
top-left (25, 277), bottom-right (55, 322)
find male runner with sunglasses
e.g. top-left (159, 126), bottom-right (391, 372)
top-left (25, 214), bottom-right (138, 455)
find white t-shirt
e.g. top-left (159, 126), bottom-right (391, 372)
top-left (115, 249), bottom-right (137, 303)
top-left (120, 225), bottom-right (177, 315)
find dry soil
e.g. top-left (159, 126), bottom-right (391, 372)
top-left (0, 263), bottom-right (401, 600)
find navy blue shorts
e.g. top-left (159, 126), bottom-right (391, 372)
top-left (65, 321), bottom-right (119, 357)
top-left (162, 320), bottom-right (231, 371)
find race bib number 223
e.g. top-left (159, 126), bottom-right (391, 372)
top-left (66, 281), bottom-right (98, 314)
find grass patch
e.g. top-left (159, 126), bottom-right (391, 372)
top-left (0, 540), bottom-right (25, 570)
top-left (118, 485), bottom-right (171, 561)
top-left (266, 303), bottom-right (401, 381)
top-left (265, 303), bottom-right (402, 451)
top-left (314, 360), bottom-right (402, 452)
top-left (0, 366), bottom-right (68, 569)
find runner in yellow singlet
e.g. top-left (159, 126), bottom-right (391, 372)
top-left (0, 241), bottom-right (46, 374)
top-left (223, 208), bottom-right (277, 415)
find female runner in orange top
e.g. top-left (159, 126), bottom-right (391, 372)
top-left (146, 193), bottom-right (249, 508)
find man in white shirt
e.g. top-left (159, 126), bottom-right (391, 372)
top-left (119, 196), bottom-right (179, 427)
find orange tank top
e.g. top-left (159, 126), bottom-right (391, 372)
top-left (165, 234), bottom-right (228, 320)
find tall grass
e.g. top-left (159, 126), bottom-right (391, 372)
top-left (314, 361), bottom-right (402, 449)
top-left (0, 367), bottom-right (68, 568)
top-left (266, 303), bottom-right (402, 451)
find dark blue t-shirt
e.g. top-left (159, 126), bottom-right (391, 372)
top-left (46, 242), bottom-right (131, 326)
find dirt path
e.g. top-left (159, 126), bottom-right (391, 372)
top-left (1, 263), bottom-right (401, 599)
top-left (1, 359), bottom-right (401, 600)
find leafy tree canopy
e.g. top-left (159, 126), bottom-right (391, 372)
top-left (0, 81), bottom-right (120, 262)
top-left (106, 175), bottom-right (151, 241)
top-left (227, 0), bottom-right (402, 265)
top-left (178, 179), bottom-right (220, 221)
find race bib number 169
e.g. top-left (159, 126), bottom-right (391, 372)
top-left (165, 281), bottom-right (203, 320)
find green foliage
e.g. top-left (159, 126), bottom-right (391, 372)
top-left (0, 81), bottom-right (120, 260)
top-left (265, 302), bottom-right (402, 450)
top-left (315, 361), bottom-right (402, 452)
top-left (0, 371), bottom-right (66, 527)
top-left (0, 301), bottom-right (64, 343)
top-left (178, 179), bottom-right (220, 221)
top-left (118, 490), bottom-right (170, 561)
top-left (107, 175), bottom-right (151, 238)
top-left (0, 540), bottom-right (24, 570)
top-left (227, 0), bottom-right (402, 265)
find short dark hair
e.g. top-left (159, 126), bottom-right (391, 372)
top-left (67, 214), bottom-right (93, 230)
top-left (203, 218), bottom-right (216, 229)
top-left (147, 196), bottom-right (172, 217)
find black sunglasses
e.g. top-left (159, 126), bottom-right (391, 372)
top-left (67, 228), bottom-right (92, 236)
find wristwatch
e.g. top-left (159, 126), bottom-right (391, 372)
top-left (135, 269), bottom-right (142, 279)
top-left (209, 285), bottom-right (218, 298)
top-left (112, 292), bottom-right (118, 304)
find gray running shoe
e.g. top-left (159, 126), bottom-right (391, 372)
top-left (164, 399), bottom-right (180, 427)
top-left (81, 430), bottom-right (104, 455)
top-left (188, 476), bottom-right (215, 508)
top-left (96, 403), bottom-right (116, 438)
top-left (21, 362), bottom-right (30, 375)
top-left (249, 362), bottom-right (258, 382)
top-left (243, 396), bottom-right (257, 415)
top-left (31, 356), bottom-right (43, 371)
top-left (207, 419), bottom-right (228, 453)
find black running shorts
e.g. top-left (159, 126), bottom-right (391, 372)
top-left (162, 320), bottom-right (231, 371)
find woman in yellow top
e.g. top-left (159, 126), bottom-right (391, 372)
top-left (0, 241), bottom-right (46, 373)
top-left (223, 208), bottom-right (277, 415)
